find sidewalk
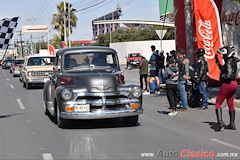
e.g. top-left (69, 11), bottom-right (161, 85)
top-left (208, 86), bottom-right (240, 108)
top-left (121, 65), bottom-right (240, 108)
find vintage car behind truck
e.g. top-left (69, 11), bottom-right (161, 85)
top-left (43, 46), bottom-right (143, 128)
top-left (21, 55), bottom-right (55, 89)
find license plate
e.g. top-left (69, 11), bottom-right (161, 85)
top-left (74, 104), bottom-right (90, 112)
top-left (132, 62), bottom-right (137, 64)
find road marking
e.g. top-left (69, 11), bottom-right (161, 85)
top-left (211, 139), bottom-right (240, 151)
top-left (7, 78), bottom-right (9, 81)
top-left (16, 99), bottom-right (25, 110)
top-left (10, 84), bottom-right (14, 89)
top-left (42, 153), bottom-right (54, 160)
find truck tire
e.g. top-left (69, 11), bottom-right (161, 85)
top-left (123, 115), bottom-right (139, 126)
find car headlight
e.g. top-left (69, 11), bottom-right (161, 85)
top-left (132, 87), bottom-right (142, 98)
top-left (28, 72), bottom-right (32, 76)
top-left (61, 88), bottom-right (73, 101)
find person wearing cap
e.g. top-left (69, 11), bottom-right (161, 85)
top-left (214, 45), bottom-right (239, 131)
top-left (175, 48), bottom-right (190, 111)
top-left (194, 48), bottom-right (209, 109)
top-left (138, 54), bottom-right (149, 90)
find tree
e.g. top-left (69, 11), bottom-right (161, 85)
top-left (93, 25), bottom-right (174, 46)
top-left (49, 34), bottom-right (62, 49)
top-left (52, 1), bottom-right (78, 43)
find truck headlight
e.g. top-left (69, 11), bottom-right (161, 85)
top-left (28, 72), bottom-right (32, 76)
top-left (132, 87), bottom-right (142, 98)
top-left (61, 88), bottom-right (73, 101)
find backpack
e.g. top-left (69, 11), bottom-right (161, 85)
top-left (155, 54), bottom-right (164, 69)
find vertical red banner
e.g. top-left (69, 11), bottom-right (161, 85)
top-left (174, 0), bottom-right (186, 52)
top-left (193, 0), bottom-right (223, 81)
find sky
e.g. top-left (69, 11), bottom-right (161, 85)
top-left (0, 0), bottom-right (160, 44)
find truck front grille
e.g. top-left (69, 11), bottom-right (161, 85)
top-left (31, 71), bottom-right (53, 77)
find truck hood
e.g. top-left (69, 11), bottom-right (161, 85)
top-left (58, 70), bottom-right (123, 92)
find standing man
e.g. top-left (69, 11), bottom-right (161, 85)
top-left (176, 48), bottom-right (190, 111)
top-left (138, 55), bottom-right (149, 90)
top-left (194, 48), bottom-right (209, 109)
top-left (156, 50), bottom-right (165, 84)
top-left (143, 45), bottom-right (160, 95)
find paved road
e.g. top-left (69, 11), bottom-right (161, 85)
top-left (0, 67), bottom-right (240, 160)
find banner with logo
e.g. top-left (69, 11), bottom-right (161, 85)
top-left (221, 0), bottom-right (240, 78)
top-left (193, 0), bottom-right (223, 81)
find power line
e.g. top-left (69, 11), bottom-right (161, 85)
top-left (29, 0), bottom-right (48, 20)
top-left (77, 0), bottom-right (114, 14)
top-left (74, 0), bottom-right (108, 13)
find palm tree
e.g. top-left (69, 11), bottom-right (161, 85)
top-left (50, 34), bottom-right (62, 49)
top-left (52, 1), bottom-right (78, 42)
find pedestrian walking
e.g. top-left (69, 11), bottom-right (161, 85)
top-left (194, 48), bottom-right (209, 109)
top-left (165, 58), bottom-right (179, 116)
top-left (214, 45), bottom-right (239, 131)
top-left (175, 48), bottom-right (190, 111)
top-left (138, 55), bottom-right (149, 90)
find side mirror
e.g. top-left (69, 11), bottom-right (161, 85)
top-left (53, 66), bottom-right (60, 71)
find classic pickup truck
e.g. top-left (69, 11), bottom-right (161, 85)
top-left (21, 55), bottom-right (55, 89)
top-left (43, 46), bottom-right (143, 128)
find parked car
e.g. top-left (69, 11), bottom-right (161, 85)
top-left (2, 59), bottom-right (14, 69)
top-left (43, 46), bottom-right (143, 128)
top-left (21, 55), bottom-right (55, 89)
top-left (125, 53), bottom-right (142, 69)
top-left (10, 59), bottom-right (24, 76)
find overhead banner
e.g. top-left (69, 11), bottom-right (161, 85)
top-left (193, 0), bottom-right (223, 81)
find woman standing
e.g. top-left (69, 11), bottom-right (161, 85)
top-left (215, 45), bottom-right (239, 131)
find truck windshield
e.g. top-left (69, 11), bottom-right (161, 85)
top-left (27, 57), bottom-right (55, 66)
top-left (64, 52), bottom-right (118, 70)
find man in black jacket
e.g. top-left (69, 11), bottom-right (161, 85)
top-left (194, 48), bottom-right (209, 109)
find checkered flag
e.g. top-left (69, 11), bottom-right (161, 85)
top-left (0, 17), bottom-right (19, 49)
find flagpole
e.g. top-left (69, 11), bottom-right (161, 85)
top-left (2, 45), bottom-right (9, 60)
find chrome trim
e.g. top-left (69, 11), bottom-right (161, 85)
top-left (64, 99), bottom-right (139, 106)
top-left (60, 109), bottom-right (143, 120)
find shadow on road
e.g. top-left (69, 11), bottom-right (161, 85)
top-left (157, 111), bottom-right (170, 115)
top-left (45, 113), bottom-right (142, 129)
top-left (0, 113), bottom-right (27, 119)
top-left (202, 121), bottom-right (219, 131)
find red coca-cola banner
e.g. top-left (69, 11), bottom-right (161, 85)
top-left (193, 0), bottom-right (223, 81)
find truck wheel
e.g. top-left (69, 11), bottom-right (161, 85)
top-left (55, 104), bottom-right (67, 128)
top-left (44, 102), bottom-right (50, 115)
top-left (123, 115), bottom-right (139, 126)
top-left (26, 82), bottom-right (32, 89)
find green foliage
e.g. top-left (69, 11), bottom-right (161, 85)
top-left (49, 34), bottom-right (62, 49)
top-left (51, 1), bottom-right (78, 42)
top-left (231, 0), bottom-right (240, 4)
top-left (94, 25), bottom-right (175, 46)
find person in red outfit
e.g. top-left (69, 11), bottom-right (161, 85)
top-left (215, 45), bottom-right (239, 131)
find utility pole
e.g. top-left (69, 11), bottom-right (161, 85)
top-left (68, 2), bottom-right (71, 47)
top-left (64, 0), bottom-right (67, 44)
top-left (185, 0), bottom-right (194, 64)
top-left (17, 31), bottom-right (24, 58)
top-left (31, 34), bottom-right (33, 55)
